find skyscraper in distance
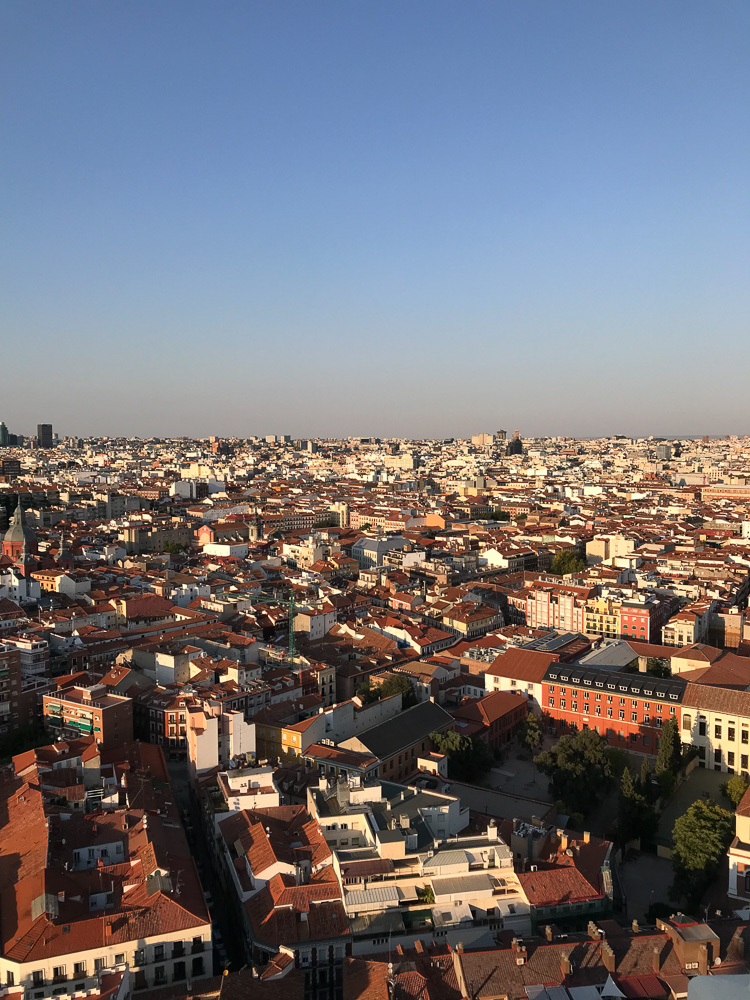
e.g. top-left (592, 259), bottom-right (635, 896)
top-left (37, 423), bottom-right (53, 448)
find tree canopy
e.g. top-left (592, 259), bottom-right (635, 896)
top-left (518, 712), bottom-right (543, 753)
top-left (646, 657), bottom-right (671, 678)
top-left (358, 673), bottom-right (417, 709)
top-left (618, 766), bottom-right (657, 847)
top-left (550, 549), bottom-right (587, 576)
top-left (534, 728), bottom-right (616, 815)
top-left (430, 730), bottom-right (494, 782)
top-left (671, 799), bottom-right (734, 907)
top-left (722, 774), bottom-right (750, 808)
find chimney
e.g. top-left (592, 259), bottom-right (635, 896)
top-left (587, 921), bottom-right (601, 941)
top-left (414, 940), bottom-right (424, 954)
top-left (583, 830), bottom-right (591, 844)
top-left (544, 925), bottom-right (554, 942)
top-left (652, 944), bottom-right (662, 973)
top-left (487, 820), bottom-right (498, 842)
top-left (698, 944), bottom-right (708, 976)
top-left (511, 939), bottom-right (527, 965)
top-left (602, 943), bottom-right (616, 973)
top-left (558, 829), bottom-right (569, 851)
top-left (560, 955), bottom-right (571, 977)
top-left (631, 919), bottom-right (639, 934)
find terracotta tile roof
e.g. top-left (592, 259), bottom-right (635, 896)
top-left (486, 646), bottom-right (557, 682)
top-left (517, 865), bottom-right (601, 907)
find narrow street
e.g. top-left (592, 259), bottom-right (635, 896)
top-left (166, 760), bottom-right (244, 973)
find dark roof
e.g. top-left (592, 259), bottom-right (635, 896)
top-left (544, 663), bottom-right (687, 702)
top-left (353, 701), bottom-right (453, 759)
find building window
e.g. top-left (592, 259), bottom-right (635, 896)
top-left (115, 955), bottom-right (125, 966)
top-left (682, 714), bottom-right (691, 731)
top-left (74, 964), bottom-right (86, 977)
top-left (728, 752), bottom-right (736, 768)
top-left (715, 749), bottom-right (722, 764)
top-left (715, 726), bottom-right (722, 740)
top-left (742, 730), bottom-right (749, 745)
top-left (94, 959), bottom-right (104, 972)
top-left (729, 728), bottom-right (736, 742)
top-left (154, 967), bottom-right (167, 986)
top-left (154, 945), bottom-right (165, 962)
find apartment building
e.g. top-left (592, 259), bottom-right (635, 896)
top-left (681, 683), bottom-right (750, 775)
top-left (43, 684), bottom-right (133, 749)
top-left (542, 663), bottom-right (686, 756)
top-left (339, 700), bottom-right (454, 783)
top-left (186, 701), bottom-right (256, 778)
top-left (215, 803), bottom-right (347, 966)
top-left (451, 690), bottom-right (528, 752)
top-left (441, 601), bottom-right (501, 639)
top-left (306, 777), bottom-right (531, 952)
top-left (728, 785), bottom-right (750, 902)
top-left (484, 647), bottom-right (558, 712)
top-left (584, 593), bottom-right (678, 644)
top-left (525, 581), bottom-right (595, 633)
top-left (0, 739), bottom-right (212, 996)
top-left (662, 601), bottom-right (714, 646)
top-left (0, 641), bottom-right (21, 736)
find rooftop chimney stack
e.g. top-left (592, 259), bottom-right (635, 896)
top-left (602, 943), bottom-right (616, 973)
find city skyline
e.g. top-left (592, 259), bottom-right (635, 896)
top-left (2, 1), bottom-right (749, 437)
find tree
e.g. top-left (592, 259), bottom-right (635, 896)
top-left (518, 712), bottom-right (543, 753)
top-left (551, 549), bottom-right (587, 576)
top-left (722, 774), bottom-right (750, 808)
top-left (671, 799), bottom-right (734, 907)
top-left (489, 509), bottom-right (510, 522)
top-left (640, 756), bottom-right (652, 795)
top-left (378, 673), bottom-right (418, 709)
top-left (646, 657), bottom-right (671, 678)
top-left (163, 541), bottom-right (186, 554)
top-left (359, 673), bottom-right (417, 709)
top-left (534, 728), bottom-right (615, 816)
top-left (618, 766), bottom-right (657, 847)
top-left (416, 885), bottom-right (435, 904)
top-left (430, 730), bottom-right (494, 782)
top-left (655, 717), bottom-right (682, 776)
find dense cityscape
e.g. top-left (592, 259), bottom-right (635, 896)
top-left (2, 426), bottom-right (750, 1000)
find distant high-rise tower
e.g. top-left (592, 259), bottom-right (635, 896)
top-left (37, 424), bottom-right (53, 448)
top-left (506, 428), bottom-right (524, 456)
top-left (0, 422), bottom-right (8, 447)
top-left (495, 429), bottom-right (507, 442)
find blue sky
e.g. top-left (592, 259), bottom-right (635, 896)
top-left (2, 1), bottom-right (749, 439)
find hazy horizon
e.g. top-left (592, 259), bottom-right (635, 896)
top-left (2, 1), bottom-right (749, 439)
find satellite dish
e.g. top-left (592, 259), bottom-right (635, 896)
top-left (715, 957), bottom-right (722, 966)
